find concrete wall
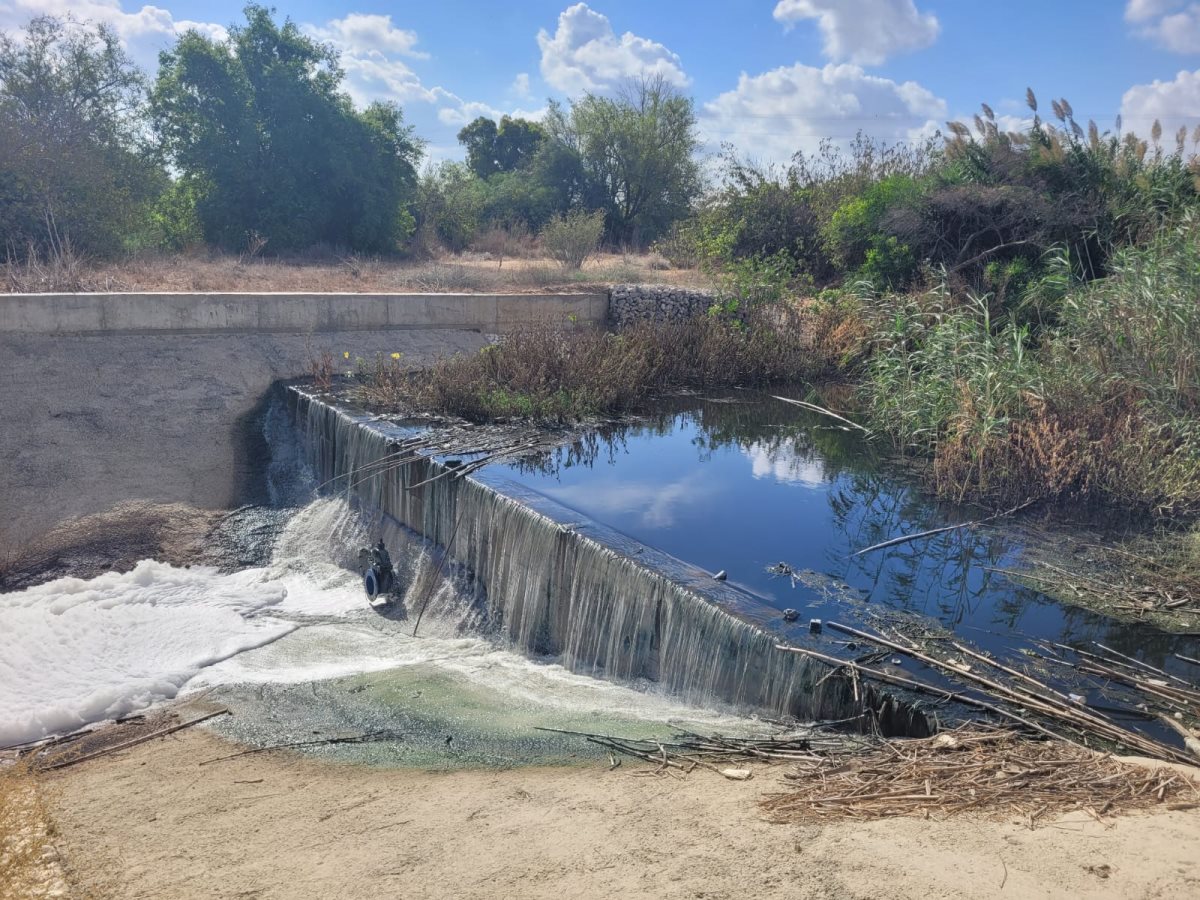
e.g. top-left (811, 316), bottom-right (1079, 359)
top-left (0, 291), bottom-right (608, 335)
top-left (0, 291), bottom-right (605, 557)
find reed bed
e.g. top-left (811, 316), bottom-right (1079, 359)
top-left (762, 726), bottom-right (1200, 827)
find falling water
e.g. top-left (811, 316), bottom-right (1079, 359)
top-left (294, 390), bottom-right (929, 736)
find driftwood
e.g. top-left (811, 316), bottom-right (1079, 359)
top-left (533, 726), bottom-right (858, 777)
top-left (852, 499), bottom-right (1036, 557)
top-left (821, 622), bottom-right (1197, 765)
top-left (773, 642), bottom-right (1075, 746)
top-left (768, 395), bottom-right (869, 433)
top-left (198, 730), bottom-right (402, 766)
top-left (41, 709), bottom-right (230, 770)
top-left (762, 725), bottom-right (1199, 827)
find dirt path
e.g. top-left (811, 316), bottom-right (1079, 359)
top-left (35, 728), bottom-right (1200, 900)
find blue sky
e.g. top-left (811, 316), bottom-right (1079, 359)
top-left (7, 1), bottom-right (1200, 166)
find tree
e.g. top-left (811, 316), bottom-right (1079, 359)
top-left (458, 115), bottom-right (546, 179)
top-left (151, 5), bottom-right (423, 252)
top-left (546, 76), bottom-right (701, 246)
top-left (0, 16), bottom-right (160, 256)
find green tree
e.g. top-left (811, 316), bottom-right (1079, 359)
top-left (0, 16), bottom-right (161, 256)
top-left (458, 115), bottom-right (546, 179)
top-left (545, 75), bottom-right (701, 246)
top-left (414, 161), bottom-right (485, 252)
top-left (151, 5), bottom-right (423, 252)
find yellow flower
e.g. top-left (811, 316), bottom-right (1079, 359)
top-left (391, 352), bottom-right (401, 360)
top-left (343, 351), bottom-right (350, 359)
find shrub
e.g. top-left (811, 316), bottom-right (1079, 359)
top-left (355, 307), bottom-right (851, 423)
top-left (863, 219), bottom-right (1200, 516)
top-left (540, 209), bottom-right (604, 269)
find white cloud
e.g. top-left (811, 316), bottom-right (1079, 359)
top-left (0, 1), bottom-right (225, 68)
top-left (542, 472), bottom-right (718, 529)
top-left (1122, 69), bottom-right (1200, 141)
top-left (536, 2), bottom-right (688, 95)
top-left (1126, 0), bottom-right (1185, 22)
top-left (512, 72), bottom-right (532, 98)
top-left (436, 99), bottom-right (547, 127)
top-left (701, 62), bottom-right (946, 163)
top-left (772, 0), bottom-right (939, 66)
top-left (305, 13), bottom-right (428, 60)
top-left (1126, 1), bottom-right (1200, 52)
top-left (742, 445), bottom-right (827, 488)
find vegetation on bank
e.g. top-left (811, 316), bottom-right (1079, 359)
top-left (1, 9), bottom-right (699, 263)
top-left (7, 8), bottom-right (1200, 526)
top-left (354, 302), bottom-right (861, 421)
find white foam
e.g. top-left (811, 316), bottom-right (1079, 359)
top-left (0, 495), bottom-right (750, 745)
top-left (0, 561), bottom-right (295, 745)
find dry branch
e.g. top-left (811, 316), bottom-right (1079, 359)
top-left (762, 726), bottom-right (1200, 827)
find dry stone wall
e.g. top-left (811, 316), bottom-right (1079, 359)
top-left (609, 284), bottom-right (715, 329)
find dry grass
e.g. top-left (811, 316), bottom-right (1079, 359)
top-left (762, 726), bottom-right (1200, 827)
top-left (3, 249), bottom-right (710, 294)
top-left (355, 304), bottom-right (845, 422)
top-left (0, 763), bottom-right (65, 898)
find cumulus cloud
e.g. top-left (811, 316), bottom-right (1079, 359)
top-left (512, 72), bottom-right (532, 98)
top-left (701, 61), bottom-right (946, 163)
top-left (537, 2), bottom-right (688, 95)
top-left (1126, 1), bottom-right (1200, 52)
top-left (0, 0), bottom-right (226, 68)
top-left (305, 13), bottom-right (427, 60)
top-left (742, 445), bottom-right (827, 488)
top-left (772, 0), bottom-right (939, 66)
top-left (1122, 69), bottom-right (1200, 141)
top-left (436, 99), bottom-right (547, 127)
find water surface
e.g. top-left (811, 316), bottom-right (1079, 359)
top-left (498, 394), bottom-right (1199, 673)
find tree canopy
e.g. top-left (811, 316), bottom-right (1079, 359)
top-left (457, 115), bottom-right (545, 180)
top-left (150, 4), bottom-right (423, 252)
top-left (545, 76), bottom-right (701, 246)
top-left (0, 16), bottom-right (160, 255)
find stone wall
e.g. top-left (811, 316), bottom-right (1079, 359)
top-left (608, 284), bottom-right (715, 329)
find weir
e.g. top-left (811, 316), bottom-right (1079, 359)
top-left (293, 389), bottom-right (931, 736)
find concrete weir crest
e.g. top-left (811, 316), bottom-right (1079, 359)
top-left (0, 291), bottom-right (609, 335)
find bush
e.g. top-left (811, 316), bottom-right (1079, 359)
top-left (540, 209), bottom-right (604, 269)
top-left (356, 307), bottom-right (852, 423)
top-left (863, 218), bottom-right (1200, 516)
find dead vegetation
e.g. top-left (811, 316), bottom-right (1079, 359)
top-left (1008, 524), bottom-right (1200, 631)
top-left (0, 761), bottom-right (65, 898)
top-left (354, 303), bottom-right (859, 423)
top-left (761, 726), bottom-right (1200, 827)
top-left (2, 249), bottom-right (708, 295)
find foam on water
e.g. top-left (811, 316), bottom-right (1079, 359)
top-left (0, 496), bottom-right (752, 745)
top-left (0, 561), bottom-right (295, 745)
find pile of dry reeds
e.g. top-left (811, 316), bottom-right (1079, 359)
top-left (762, 726), bottom-right (1200, 827)
top-left (534, 726), bottom-right (865, 778)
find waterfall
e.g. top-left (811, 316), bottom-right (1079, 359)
top-left (293, 389), bottom-right (929, 736)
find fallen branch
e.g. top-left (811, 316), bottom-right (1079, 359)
top-left (824, 622), bottom-right (1195, 765)
top-left (42, 709), bottom-right (230, 771)
top-left (769, 395), bottom-right (869, 433)
top-left (198, 730), bottom-right (402, 766)
top-left (852, 499), bottom-right (1036, 557)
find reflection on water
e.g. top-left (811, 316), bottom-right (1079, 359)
top-left (501, 393), bottom-right (1199, 673)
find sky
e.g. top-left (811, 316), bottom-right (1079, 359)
top-left (6, 1), bottom-right (1200, 167)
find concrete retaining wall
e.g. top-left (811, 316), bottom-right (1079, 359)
top-left (0, 291), bottom-right (608, 335)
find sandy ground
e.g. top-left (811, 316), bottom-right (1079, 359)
top-left (34, 727), bottom-right (1200, 900)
